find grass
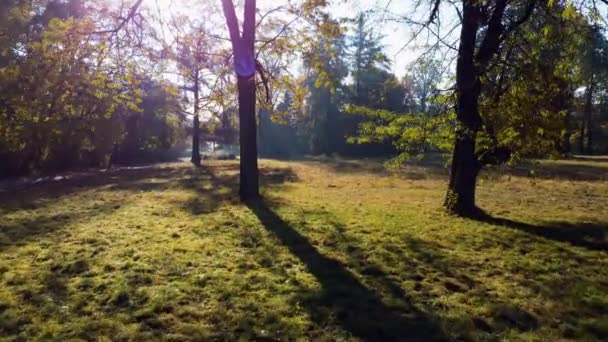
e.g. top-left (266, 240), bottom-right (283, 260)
top-left (0, 157), bottom-right (607, 341)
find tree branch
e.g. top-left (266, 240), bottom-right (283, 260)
top-left (476, 0), bottom-right (508, 67)
top-left (503, 0), bottom-right (538, 38)
top-left (256, 6), bottom-right (286, 28)
top-left (428, 0), bottom-right (442, 25)
top-left (256, 14), bottom-right (302, 57)
top-left (221, 0), bottom-right (242, 46)
top-left (93, 0), bottom-right (144, 35)
top-left (242, 0), bottom-right (257, 48)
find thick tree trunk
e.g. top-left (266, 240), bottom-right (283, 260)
top-left (237, 76), bottom-right (259, 200)
top-left (444, 1), bottom-right (482, 216)
top-left (222, 0), bottom-right (259, 200)
top-left (191, 114), bottom-right (201, 166)
top-left (444, 113), bottom-right (482, 215)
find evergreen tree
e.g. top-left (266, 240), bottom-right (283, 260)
top-left (302, 32), bottom-right (348, 155)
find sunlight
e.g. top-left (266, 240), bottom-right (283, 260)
top-left (1, 0), bottom-right (607, 339)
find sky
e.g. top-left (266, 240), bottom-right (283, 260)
top-left (145, 0), bottom-right (460, 78)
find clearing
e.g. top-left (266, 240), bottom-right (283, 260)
top-left (0, 157), bottom-right (607, 341)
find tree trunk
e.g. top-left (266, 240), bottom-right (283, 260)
top-left (444, 1), bottom-right (482, 216)
top-left (191, 74), bottom-right (201, 166)
top-left (561, 110), bottom-right (571, 155)
top-left (586, 117), bottom-right (593, 154)
top-left (583, 81), bottom-right (594, 154)
top-left (579, 120), bottom-right (585, 153)
top-left (222, 0), bottom-right (259, 200)
top-left (191, 114), bottom-right (201, 166)
top-left (237, 76), bottom-right (259, 200)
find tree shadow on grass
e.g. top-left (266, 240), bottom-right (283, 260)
top-left (246, 199), bottom-right (445, 341)
top-left (175, 164), bottom-right (298, 216)
top-left (0, 199), bottom-right (124, 252)
top-left (494, 160), bottom-right (608, 181)
top-left (299, 157), bottom-right (450, 180)
top-left (473, 214), bottom-right (608, 252)
top-left (571, 155), bottom-right (608, 163)
top-left (1, 162), bottom-right (300, 250)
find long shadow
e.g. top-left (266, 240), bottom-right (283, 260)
top-left (298, 157), bottom-right (449, 180)
top-left (571, 155), bottom-right (608, 163)
top-left (175, 165), bottom-right (298, 216)
top-left (0, 166), bottom-right (187, 214)
top-left (247, 199), bottom-right (445, 341)
top-left (474, 214), bottom-right (608, 252)
top-left (0, 162), bottom-right (299, 251)
top-left (496, 161), bottom-right (608, 181)
top-left (0, 199), bottom-right (122, 252)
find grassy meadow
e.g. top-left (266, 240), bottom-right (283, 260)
top-left (0, 157), bottom-right (607, 341)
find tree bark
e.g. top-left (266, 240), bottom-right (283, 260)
top-left (191, 78), bottom-right (201, 166)
top-left (191, 114), bottom-right (201, 166)
top-left (222, 0), bottom-right (259, 200)
top-left (583, 81), bottom-right (594, 154)
top-left (561, 110), bottom-right (572, 154)
top-left (237, 76), bottom-right (259, 199)
top-left (444, 1), bottom-right (483, 216)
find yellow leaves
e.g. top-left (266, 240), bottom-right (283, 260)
top-left (562, 3), bottom-right (578, 20)
top-left (314, 77), bottom-right (323, 89)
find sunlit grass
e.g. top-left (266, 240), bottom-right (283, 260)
top-left (0, 157), bottom-right (607, 340)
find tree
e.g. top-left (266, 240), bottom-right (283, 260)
top-left (343, 13), bottom-right (405, 157)
top-left (356, 0), bottom-right (607, 214)
top-left (221, 0), bottom-right (259, 200)
top-left (348, 12), bottom-right (390, 105)
top-left (258, 92), bottom-right (307, 157)
top-left (476, 6), bottom-right (589, 162)
top-left (114, 78), bottom-right (184, 164)
top-left (302, 32), bottom-right (348, 155)
top-left (579, 25), bottom-right (608, 153)
top-left (0, 0), bottom-right (173, 177)
top-left (148, 2), bottom-right (231, 167)
top-left (442, 0), bottom-right (545, 216)
top-left (403, 58), bottom-right (443, 114)
top-left (173, 26), bottom-right (214, 167)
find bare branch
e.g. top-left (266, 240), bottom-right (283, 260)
top-left (256, 6), bottom-right (286, 28)
top-left (428, 0), bottom-right (442, 25)
top-left (256, 14), bottom-right (302, 57)
top-left (255, 61), bottom-right (271, 103)
top-left (93, 0), bottom-right (144, 35)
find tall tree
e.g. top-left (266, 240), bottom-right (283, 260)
top-left (303, 33), bottom-right (348, 155)
top-left (403, 58), bottom-right (443, 114)
top-left (579, 26), bottom-right (608, 153)
top-left (173, 27), bottom-right (212, 167)
top-left (221, 0), bottom-right (259, 200)
top-left (442, 0), bottom-right (543, 216)
top-left (348, 12), bottom-right (391, 106)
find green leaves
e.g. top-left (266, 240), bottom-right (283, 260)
top-left (0, 9), bottom-right (149, 173)
top-left (562, 3), bottom-right (577, 20)
top-left (344, 104), bottom-right (455, 164)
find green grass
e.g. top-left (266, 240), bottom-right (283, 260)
top-left (0, 157), bottom-right (607, 341)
